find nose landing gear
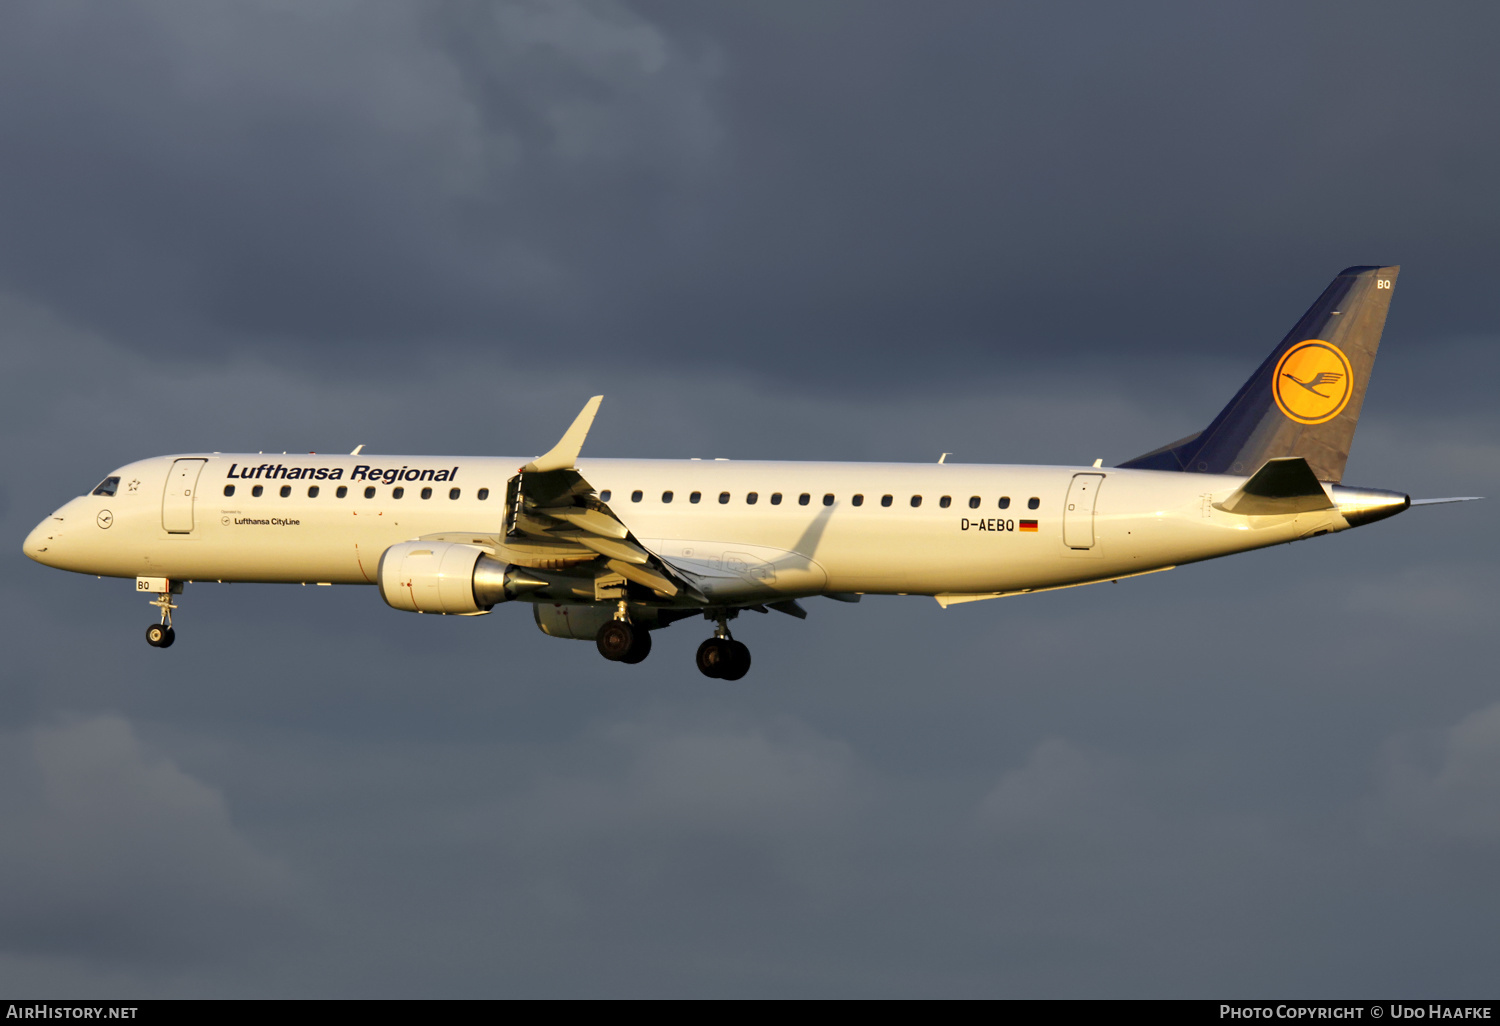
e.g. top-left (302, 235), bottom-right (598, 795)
top-left (140, 577), bottom-right (181, 648)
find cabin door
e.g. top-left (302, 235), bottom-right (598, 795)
top-left (1063, 473), bottom-right (1104, 549)
top-left (161, 459), bottom-right (207, 533)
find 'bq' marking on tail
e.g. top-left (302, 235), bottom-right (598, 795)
top-left (1119, 266), bottom-right (1398, 482)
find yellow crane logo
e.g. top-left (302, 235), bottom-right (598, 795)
top-left (1273, 340), bottom-right (1353, 424)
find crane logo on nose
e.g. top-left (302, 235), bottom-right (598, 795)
top-left (96, 510), bottom-right (114, 529)
top-left (1273, 340), bottom-right (1353, 425)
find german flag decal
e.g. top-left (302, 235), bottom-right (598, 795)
top-left (1019, 520), bottom-right (1038, 532)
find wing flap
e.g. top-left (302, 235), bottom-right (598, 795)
top-left (503, 397), bottom-right (707, 600)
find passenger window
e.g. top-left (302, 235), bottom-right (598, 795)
top-left (910, 495), bottom-right (922, 507)
top-left (690, 491), bottom-right (701, 504)
top-left (600, 490), bottom-right (612, 502)
top-left (308, 485), bottom-right (320, 498)
top-left (719, 492), bottom-right (731, 504)
top-left (421, 487), bottom-right (432, 499)
top-left (852, 494), bottom-right (864, 506)
top-left (799, 493), bottom-right (811, 506)
top-left (91, 477), bottom-right (120, 497)
top-left (280, 485), bottom-right (291, 498)
top-left (477, 488), bottom-right (489, 500)
top-left (337, 486), bottom-right (348, 498)
top-left (662, 491), bottom-right (673, 503)
top-left (631, 490), bottom-right (643, 502)
top-left (746, 492), bottom-right (758, 504)
top-left (364, 486), bottom-right (376, 499)
top-left (939, 496), bottom-right (952, 508)
top-left (393, 487), bottom-right (404, 499)
top-left (449, 488), bottom-right (460, 499)
top-left (770, 493), bottom-right (782, 505)
top-left (823, 494), bottom-right (834, 506)
top-left (1028, 497), bottom-right (1040, 510)
top-left (224, 485), bottom-right (235, 497)
top-left (968, 496), bottom-right (980, 509)
top-left (998, 496), bottom-right (1011, 509)
top-left (881, 495), bottom-right (893, 507)
top-left (253, 485), bottom-right (264, 497)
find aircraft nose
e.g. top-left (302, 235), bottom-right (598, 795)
top-left (23, 518), bottom-right (59, 565)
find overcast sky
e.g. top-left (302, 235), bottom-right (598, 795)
top-left (3, 0), bottom-right (1499, 997)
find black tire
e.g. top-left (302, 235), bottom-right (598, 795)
top-left (719, 640), bottom-right (751, 681)
top-left (620, 627), bottom-right (652, 664)
top-left (158, 626), bottom-right (175, 648)
top-left (596, 620), bottom-right (636, 661)
top-left (696, 638), bottom-right (726, 678)
top-left (145, 624), bottom-right (167, 647)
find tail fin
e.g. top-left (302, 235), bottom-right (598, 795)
top-left (1119, 265), bottom-right (1399, 482)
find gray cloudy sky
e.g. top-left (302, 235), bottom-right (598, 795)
top-left (3, 0), bottom-right (1499, 997)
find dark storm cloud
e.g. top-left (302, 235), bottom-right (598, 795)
top-left (0, 716), bottom-right (297, 965)
top-left (0, 1), bottom-right (1497, 387)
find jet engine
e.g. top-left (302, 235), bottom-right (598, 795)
top-left (533, 602), bottom-right (620, 640)
top-left (378, 541), bottom-right (557, 614)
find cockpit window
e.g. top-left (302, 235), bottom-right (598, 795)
top-left (91, 477), bottom-right (120, 497)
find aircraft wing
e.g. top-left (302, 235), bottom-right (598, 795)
top-left (502, 398), bottom-right (708, 603)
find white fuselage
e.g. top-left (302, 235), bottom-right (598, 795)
top-left (23, 453), bottom-right (1360, 603)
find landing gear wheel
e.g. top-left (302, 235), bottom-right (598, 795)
top-left (696, 638), bottom-right (726, 678)
top-left (697, 638), bottom-right (750, 679)
top-left (620, 627), bottom-right (652, 664)
top-left (719, 640), bottom-right (751, 681)
top-left (145, 624), bottom-right (175, 648)
top-left (596, 620), bottom-right (639, 662)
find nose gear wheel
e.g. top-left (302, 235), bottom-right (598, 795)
top-left (144, 581), bottom-right (180, 648)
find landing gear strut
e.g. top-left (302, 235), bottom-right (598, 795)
top-left (596, 602), bottom-right (651, 664)
top-left (696, 615), bottom-right (750, 680)
top-left (143, 578), bottom-right (181, 648)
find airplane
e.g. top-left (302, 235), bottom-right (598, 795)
top-left (22, 266), bottom-right (1478, 679)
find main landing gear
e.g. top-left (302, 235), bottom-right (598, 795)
top-left (142, 578), bottom-right (181, 648)
top-left (696, 616), bottom-right (750, 681)
top-left (595, 602), bottom-right (652, 664)
top-left (592, 605), bottom-right (753, 679)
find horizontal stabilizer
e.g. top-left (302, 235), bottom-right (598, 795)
top-left (1215, 457), bottom-right (1334, 515)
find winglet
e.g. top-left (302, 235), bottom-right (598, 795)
top-left (522, 396), bottom-right (603, 473)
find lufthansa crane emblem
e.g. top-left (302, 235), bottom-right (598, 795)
top-left (1272, 340), bottom-right (1353, 425)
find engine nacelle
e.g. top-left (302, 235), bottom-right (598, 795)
top-left (532, 601), bottom-right (620, 640)
top-left (379, 541), bottom-right (564, 614)
top-left (532, 602), bottom-right (691, 639)
top-left (378, 541), bottom-right (490, 614)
